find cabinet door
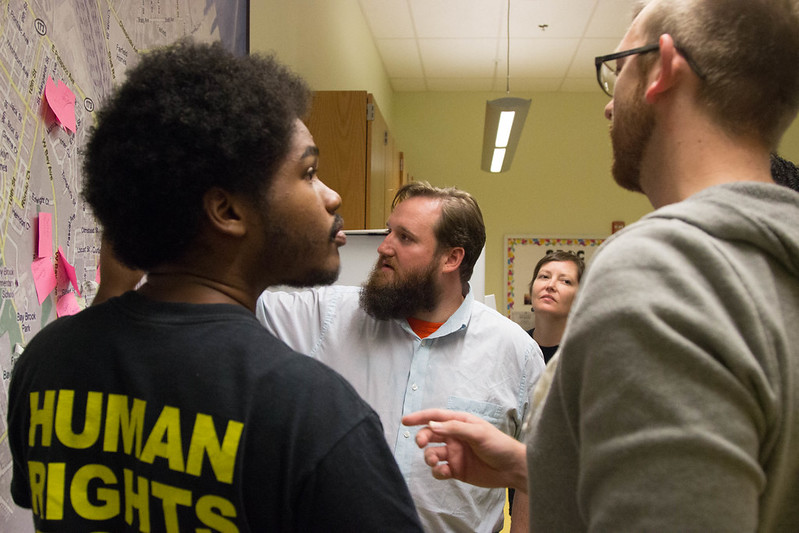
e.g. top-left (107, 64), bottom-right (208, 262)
top-left (367, 94), bottom-right (388, 229)
top-left (367, 95), bottom-right (406, 229)
top-left (384, 151), bottom-right (406, 221)
top-left (305, 91), bottom-right (368, 229)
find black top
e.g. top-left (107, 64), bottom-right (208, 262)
top-left (9, 291), bottom-right (422, 532)
top-left (527, 328), bottom-right (559, 363)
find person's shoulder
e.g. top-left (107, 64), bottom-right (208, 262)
top-left (260, 342), bottom-right (376, 415)
top-left (9, 300), bottom-right (131, 387)
top-left (468, 300), bottom-right (535, 343)
top-left (23, 302), bottom-right (106, 350)
top-left (588, 214), bottom-right (692, 271)
top-left (471, 299), bottom-right (525, 328)
top-left (257, 284), bottom-right (361, 307)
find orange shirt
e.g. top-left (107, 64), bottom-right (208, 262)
top-left (407, 317), bottom-right (444, 339)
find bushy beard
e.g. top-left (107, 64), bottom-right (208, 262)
top-left (360, 259), bottom-right (440, 320)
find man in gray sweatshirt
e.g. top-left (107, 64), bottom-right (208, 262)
top-left (404, 0), bottom-right (799, 531)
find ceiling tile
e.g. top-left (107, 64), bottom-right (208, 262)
top-left (510, 0), bottom-right (597, 39)
top-left (410, 0), bottom-right (504, 39)
top-left (509, 38), bottom-right (581, 78)
top-left (418, 39), bottom-right (501, 78)
top-left (584, 0), bottom-right (636, 38)
top-left (426, 77), bottom-right (495, 92)
top-left (358, 0), bottom-right (415, 38)
top-left (376, 39), bottom-right (424, 77)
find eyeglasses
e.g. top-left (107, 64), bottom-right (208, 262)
top-left (595, 44), bottom-right (659, 97)
top-left (594, 43), bottom-right (705, 97)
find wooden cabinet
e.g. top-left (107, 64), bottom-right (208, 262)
top-left (305, 91), bottom-right (405, 230)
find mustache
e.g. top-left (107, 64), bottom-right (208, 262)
top-left (329, 214), bottom-right (344, 240)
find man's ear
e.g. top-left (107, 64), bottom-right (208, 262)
top-left (644, 34), bottom-right (681, 104)
top-left (441, 247), bottom-right (465, 274)
top-left (203, 187), bottom-right (248, 237)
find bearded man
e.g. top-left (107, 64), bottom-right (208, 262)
top-left (256, 181), bottom-right (544, 533)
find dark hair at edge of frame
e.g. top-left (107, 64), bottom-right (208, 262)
top-left (81, 39), bottom-right (311, 270)
top-left (634, 0), bottom-right (799, 150)
top-left (771, 153), bottom-right (799, 192)
top-left (392, 181), bottom-right (486, 286)
top-left (527, 250), bottom-right (586, 295)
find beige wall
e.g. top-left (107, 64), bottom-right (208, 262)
top-left (249, 0), bottom-right (394, 127)
top-left (779, 119), bottom-right (799, 158)
top-left (250, 2), bottom-right (799, 309)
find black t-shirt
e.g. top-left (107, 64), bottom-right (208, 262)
top-left (527, 328), bottom-right (559, 363)
top-left (8, 292), bottom-right (422, 532)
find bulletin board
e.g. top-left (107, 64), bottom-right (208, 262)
top-left (504, 235), bottom-right (605, 329)
top-left (0, 1), bottom-right (247, 530)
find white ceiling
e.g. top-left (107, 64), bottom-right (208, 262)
top-left (357, 0), bottom-right (636, 92)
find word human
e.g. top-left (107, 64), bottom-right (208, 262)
top-left (24, 389), bottom-right (244, 532)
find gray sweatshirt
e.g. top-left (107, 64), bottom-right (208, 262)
top-left (528, 182), bottom-right (799, 532)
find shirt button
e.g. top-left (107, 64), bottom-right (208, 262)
top-left (404, 431), bottom-right (411, 438)
top-left (411, 383), bottom-right (418, 391)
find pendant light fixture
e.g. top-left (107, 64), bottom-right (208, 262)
top-left (481, 0), bottom-right (531, 173)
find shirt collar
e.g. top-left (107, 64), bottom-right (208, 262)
top-left (399, 283), bottom-right (473, 339)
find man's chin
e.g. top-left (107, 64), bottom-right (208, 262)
top-left (611, 161), bottom-right (643, 193)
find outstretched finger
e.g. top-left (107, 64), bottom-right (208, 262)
top-left (415, 426), bottom-right (449, 447)
top-left (421, 418), bottom-right (494, 446)
top-left (402, 408), bottom-right (482, 427)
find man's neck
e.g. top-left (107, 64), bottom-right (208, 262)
top-left (139, 270), bottom-right (257, 311)
top-left (641, 99), bottom-right (773, 209)
top-left (410, 282), bottom-right (466, 323)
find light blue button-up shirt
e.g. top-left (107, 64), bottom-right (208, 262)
top-left (256, 285), bottom-right (544, 533)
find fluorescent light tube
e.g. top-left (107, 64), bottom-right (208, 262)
top-left (495, 111), bottom-right (515, 147)
top-left (490, 148), bottom-right (506, 173)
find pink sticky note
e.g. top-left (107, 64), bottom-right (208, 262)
top-left (56, 292), bottom-right (82, 317)
top-left (57, 246), bottom-right (81, 297)
top-left (37, 213), bottom-right (53, 258)
top-left (45, 77), bottom-right (77, 133)
top-left (55, 250), bottom-right (68, 291)
top-left (96, 262), bottom-right (101, 284)
top-left (31, 257), bottom-right (57, 305)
